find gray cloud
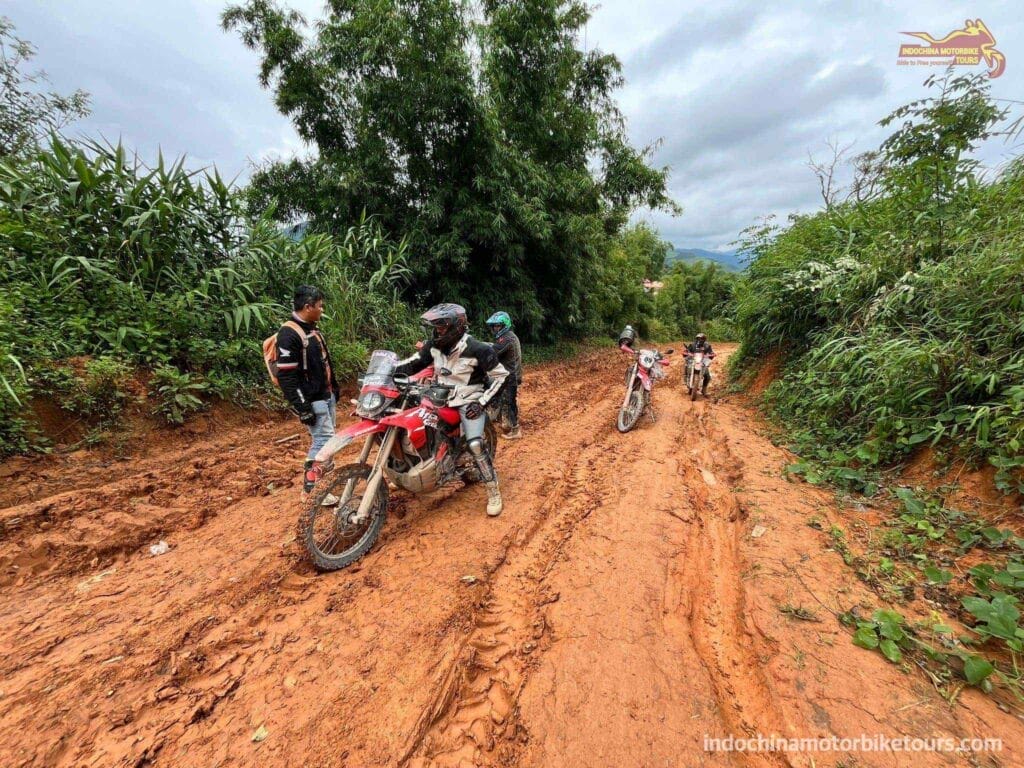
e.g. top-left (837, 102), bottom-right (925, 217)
top-left (6, 0), bottom-right (304, 174)
top-left (623, 4), bottom-right (763, 84)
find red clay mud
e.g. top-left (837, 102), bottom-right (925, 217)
top-left (1, 346), bottom-right (1020, 767)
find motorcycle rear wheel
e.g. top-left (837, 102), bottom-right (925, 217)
top-left (299, 462), bottom-right (388, 571)
top-left (617, 382), bottom-right (644, 433)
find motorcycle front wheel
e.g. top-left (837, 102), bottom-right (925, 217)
top-left (299, 462), bottom-right (388, 571)
top-left (617, 381), bottom-right (644, 433)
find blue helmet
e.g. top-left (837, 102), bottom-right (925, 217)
top-left (486, 311), bottom-right (512, 338)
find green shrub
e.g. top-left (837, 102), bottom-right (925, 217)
top-left (733, 73), bottom-right (1024, 493)
top-left (149, 366), bottom-right (208, 426)
top-left (0, 350), bottom-right (31, 456)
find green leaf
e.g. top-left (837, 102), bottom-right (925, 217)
top-left (962, 656), bottom-right (994, 685)
top-left (879, 639), bottom-right (902, 663)
top-left (923, 566), bottom-right (953, 585)
top-left (853, 627), bottom-right (880, 649)
top-left (895, 487), bottom-right (925, 516)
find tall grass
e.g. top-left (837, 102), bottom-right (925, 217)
top-left (732, 73), bottom-right (1024, 493)
top-left (0, 137), bottom-right (418, 454)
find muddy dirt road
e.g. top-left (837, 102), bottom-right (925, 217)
top-left (1, 345), bottom-right (1020, 767)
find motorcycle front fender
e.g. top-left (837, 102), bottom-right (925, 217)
top-left (314, 419), bottom-right (385, 463)
top-left (636, 367), bottom-right (652, 391)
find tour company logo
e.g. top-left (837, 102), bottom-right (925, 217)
top-left (897, 18), bottom-right (1006, 79)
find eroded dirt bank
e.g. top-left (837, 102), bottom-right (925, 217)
top-left (1, 345), bottom-right (1020, 767)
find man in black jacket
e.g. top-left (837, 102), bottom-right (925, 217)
top-left (487, 311), bottom-right (523, 439)
top-left (684, 332), bottom-right (716, 396)
top-left (275, 285), bottom-right (340, 496)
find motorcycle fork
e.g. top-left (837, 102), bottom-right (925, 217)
top-left (337, 434), bottom-right (377, 509)
top-left (621, 363), bottom-right (638, 410)
top-left (352, 427), bottom-right (398, 524)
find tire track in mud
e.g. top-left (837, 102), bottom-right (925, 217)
top-left (400, 425), bottom-right (619, 767)
top-left (14, 345), bottom-right (1022, 768)
top-left (0, 347), bottom-right (627, 768)
top-left (672, 398), bottom-right (794, 767)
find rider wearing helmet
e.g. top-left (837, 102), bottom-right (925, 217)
top-left (684, 332), bottom-right (716, 395)
top-left (486, 311), bottom-right (523, 440)
top-left (395, 303), bottom-right (509, 516)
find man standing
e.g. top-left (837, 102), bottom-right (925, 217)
top-left (486, 311), bottom-right (523, 439)
top-left (275, 285), bottom-right (339, 497)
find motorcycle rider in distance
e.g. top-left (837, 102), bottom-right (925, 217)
top-left (395, 304), bottom-right (509, 517)
top-left (684, 332), bottom-right (716, 396)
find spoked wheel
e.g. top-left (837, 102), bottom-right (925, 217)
top-left (617, 382), bottom-right (644, 433)
top-left (299, 462), bottom-right (388, 571)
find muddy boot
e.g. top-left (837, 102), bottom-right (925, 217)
top-left (303, 460), bottom-right (318, 495)
top-left (303, 460), bottom-right (338, 506)
top-left (485, 480), bottom-right (503, 517)
top-left (468, 437), bottom-right (501, 516)
top-left (502, 426), bottom-right (523, 440)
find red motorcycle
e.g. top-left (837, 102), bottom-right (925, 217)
top-left (617, 343), bottom-right (674, 432)
top-left (299, 350), bottom-right (498, 570)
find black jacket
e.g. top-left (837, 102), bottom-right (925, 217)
top-left (491, 329), bottom-right (523, 384)
top-left (275, 315), bottom-right (339, 412)
top-left (685, 340), bottom-right (715, 356)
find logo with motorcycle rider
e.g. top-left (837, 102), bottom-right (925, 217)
top-left (897, 19), bottom-right (1006, 78)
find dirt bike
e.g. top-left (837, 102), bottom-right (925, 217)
top-left (684, 350), bottom-right (712, 401)
top-left (616, 343), bottom-right (673, 433)
top-left (299, 350), bottom-right (498, 571)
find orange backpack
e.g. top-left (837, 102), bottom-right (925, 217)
top-left (263, 321), bottom-right (330, 388)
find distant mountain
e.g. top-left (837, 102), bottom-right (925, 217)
top-left (666, 247), bottom-right (746, 272)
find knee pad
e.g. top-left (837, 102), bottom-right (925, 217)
top-left (467, 437), bottom-right (488, 457)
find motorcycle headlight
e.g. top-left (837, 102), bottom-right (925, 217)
top-left (358, 392), bottom-right (385, 415)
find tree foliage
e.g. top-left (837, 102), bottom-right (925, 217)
top-left (733, 72), bottom-right (1024, 491)
top-left (0, 137), bottom-right (418, 454)
top-left (222, 0), bottom-right (677, 339)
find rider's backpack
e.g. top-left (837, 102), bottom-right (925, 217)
top-left (263, 321), bottom-right (318, 388)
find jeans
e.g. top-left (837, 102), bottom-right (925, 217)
top-left (500, 380), bottom-right (519, 428)
top-left (306, 395), bottom-right (337, 460)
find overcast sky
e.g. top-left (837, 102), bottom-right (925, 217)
top-left (5, 1), bottom-right (1022, 251)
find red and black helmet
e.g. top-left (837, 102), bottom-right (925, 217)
top-left (421, 303), bottom-right (468, 352)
